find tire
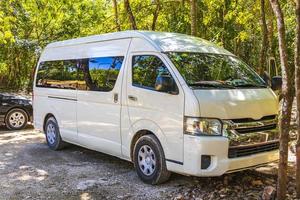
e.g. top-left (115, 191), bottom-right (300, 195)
top-left (133, 134), bottom-right (171, 185)
top-left (5, 108), bottom-right (28, 130)
top-left (44, 116), bottom-right (66, 150)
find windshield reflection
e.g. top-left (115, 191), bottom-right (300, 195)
top-left (167, 52), bottom-right (267, 89)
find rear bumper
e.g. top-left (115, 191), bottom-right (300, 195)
top-left (24, 106), bottom-right (33, 122)
top-left (28, 114), bottom-right (33, 122)
top-left (167, 135), bottom-right (279, 176)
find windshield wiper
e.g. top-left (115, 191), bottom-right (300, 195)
top-left (189, 82), bottom-right (235, 89)
top-left (233, 83), bottom-right (267, 88)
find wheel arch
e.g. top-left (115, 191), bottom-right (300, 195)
top-left (43, 113), bottom-right (56, 132)
top-left (129, 120), bottom-right (169, 162)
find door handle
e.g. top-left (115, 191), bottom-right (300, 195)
top-left (113, 93), bottom-right (118, 103)
top-left (128, 95), bottom-right (138, 101)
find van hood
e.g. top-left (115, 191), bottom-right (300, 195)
top-left (193, 88), bottom-right (278, 120)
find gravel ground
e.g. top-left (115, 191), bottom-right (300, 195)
top-left (0, 126), bottom-right (297, 200)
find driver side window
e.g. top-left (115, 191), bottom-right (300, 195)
top-left (132, 55), bottom-right (177, 93)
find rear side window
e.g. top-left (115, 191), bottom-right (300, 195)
top-left (77, 57), bottom-right (124, 91)
top-left (36, 60), bottom-right (77, 90)
top-left (35, 56), bottom-right (124, 92)
top-left (132, 55), bottom-right (173, 90)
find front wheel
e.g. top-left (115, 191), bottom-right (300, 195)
top-left (45, 117), bottom-right (66, 150)
top-left (133, 135), bottom-right (171, 184)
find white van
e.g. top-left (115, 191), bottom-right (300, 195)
top-left (33, 31), bottom-right (280, 184)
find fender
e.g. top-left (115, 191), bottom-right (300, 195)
top-left (122, 119), bottom-right (170, 161)
top-left (41, 103), bottom-right (61, 132)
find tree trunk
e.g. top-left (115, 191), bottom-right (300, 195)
top-left (268, 11), bottom-right (276, 58)
top-left (151, 0), bottom-right (160, 31)
top-left (112, 0), bottom-right (121, 31)
top-left (259, 0), bottom-right (269, 76)
top-left (221, 0), bottom-right (230, 48)
top-left (295, 0), bottom-right (300, 198)
top-left (190, 0), bottom-right (197, 36)
top-left (269, 0), bottom-right (293, 199)
top-left (124, 0), bottom-right (137, 30)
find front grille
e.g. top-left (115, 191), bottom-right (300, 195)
top-left (228, 115), bottom-right (278, 135)
top-left (235, 124), bottom-right (277, 134)
top-left (231, 115), bottom-right (276, 123)
top-left (228, 142), bottom-right (279, 158)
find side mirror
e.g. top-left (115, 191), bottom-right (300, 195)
top-left (271, 76), bottom-right (282, 91)
top-left (155, 75), bottom-right (178, 94)
top-left (261, 71), bottom-right (271, 86)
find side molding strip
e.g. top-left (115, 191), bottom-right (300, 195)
top-left (166, 159), bottom-right (183, 165)
top-left (48, 96), bottom-right (77, 101)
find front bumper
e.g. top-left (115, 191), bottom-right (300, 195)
top-left (168, 135), bottom-right (279, 177)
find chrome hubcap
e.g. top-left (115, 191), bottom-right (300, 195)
top-left (46, 123), bottom-right (56, 145)
top-left (138, 145), bottom-right (156, 176)
top-left (9, 111), bottom-right (25, 128)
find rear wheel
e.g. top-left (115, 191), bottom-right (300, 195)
top-left (45, 117), bottom-right (66, 150)
top-left (133, 135), bottom-right (171, 184)
top-left (5, 108), bottom-right (28, 130)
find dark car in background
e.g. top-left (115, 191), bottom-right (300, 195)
top-left (0, 93), bottom-right (32, 130)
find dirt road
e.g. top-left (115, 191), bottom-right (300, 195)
top-left (0, 127), bottom-right (297, 200)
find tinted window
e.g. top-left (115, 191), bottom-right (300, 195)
top-left (36, 60), bottom-right (77, 90)
top-left (132, 55), bottom-right (175, 91)
top-left (78, 57), bottom-right (124, 91)
top-left (168, 52), bottom-right (266, 89)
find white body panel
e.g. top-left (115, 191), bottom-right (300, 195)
top-left (193, 88), bottom-right (278, 119)
top-left (76, 39), bottom-right (131, 157)
top-left (34, 88), bottom-right (77, 143)
top-left (124, 51), bottom-right (185, 162)
top-left (33, 31), bottom-right (279, 178)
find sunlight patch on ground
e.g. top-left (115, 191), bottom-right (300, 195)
top-left (0, 161), bottom-right (9, 170)
top-left (80, 192), bottom-right (92, 200)
top-left (0, 130), bottom-right (43, 145)
top-left (76, 178), bottom-right (111, 190)
top-left (7, 165), bottom-right (49, 182)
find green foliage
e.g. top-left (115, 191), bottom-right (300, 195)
top-left (0, 0), bottom-right (297, 90)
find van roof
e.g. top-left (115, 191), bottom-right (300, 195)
top-left (46, 31), bottom-right (233, 55)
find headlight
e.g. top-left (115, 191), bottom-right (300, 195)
top-left (184, 117), bottom-right (223, 136)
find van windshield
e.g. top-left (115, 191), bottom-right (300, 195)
top-left (167, 52), bottom-right (267, 89)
